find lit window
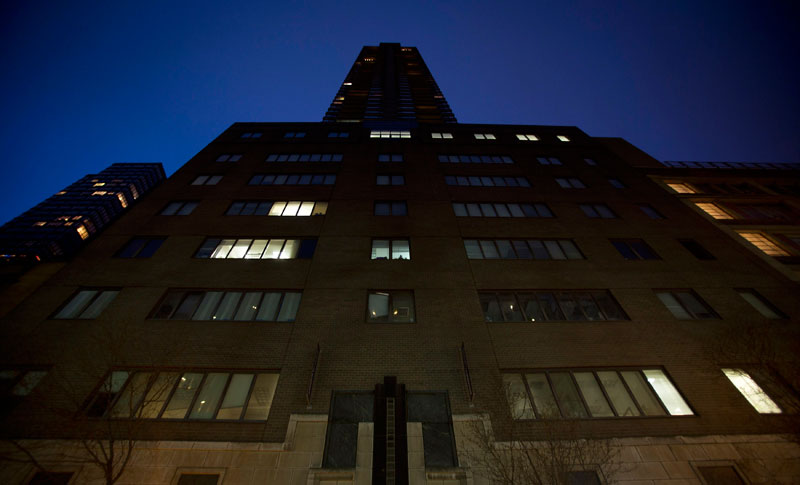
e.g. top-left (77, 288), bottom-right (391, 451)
top-left (370, 130), bottom-right (411, 139)
top-left (152, 290), bottom-right (301, 322)
top-left (465, 239), bottom-right (582, 260)
top-left (638, 204), bottom-right (664, 219)
top-left (161, 201), bottom-right (198, 215)
top-left (116, 237), bottom-right (165, 258)
top-left (195, 238), bottom-right (316, 259)
top-left (216, 154), bottom-right (242, 162)
top-left (376, 175), bottom-right (405, 186)
top-left (33, 221), bottom-right (46, 227)
top-left (473, 133), bottom-right (496, 140)
top-left (557, 135), bottom-right (570, 142)
top-left (371, 239), bottom-right (411, 259)
top-left (608, 178), bottom-right (626, 188)
top-left (722, 369), bottom-right (781, 414)
top-left (240, 132), bottom-right (262, 139)
top-left (481, 290), bottom-right (626, 322)
top-left (76, 225), bottom-right (89, 240)
top-left (516, 134), bottom-right (538, 141)
top-left (378, 153), bottom-right (404, 162)
top-left (266, 153), bottom-right (342, 162)
top-left (56, 191), bottom-right (66, 195)
top-left (367, 290), bottom-right (415, 323)
top-left (283, 132), bottom-right (306, 138)
top-left (117, 193), bottom-right (128, 208)
top-left (226, 201), bottom-right (327, 216)
top-left (655, 290), bottom-right (717, 319)
top-left (736, 289), bottom-right (786, 319)
top-left (249, 174), bottom-right (336, 186)
top-left (439, 154), bottom-right (513, 164)
top-left (453, 202), bottom-right (553, 218)
top-left (54, 289), bottom-right (119, 319)
top-left (536, 157), bottom-right (561, 165)
top-left (666, 182), bottom-right (696, 194)
top-left (431, 132), bottom-right (453, 139)
top-left (556, 177), bottom-right (586, 189)
top-left (92, 191), bottom-right (107, 196)
top-left (736, 232), bottom-right (790, 256)
top-left (343, 82), bottom-right (352, 86)
top-left (444, 175), bottom-right (531, 187)
top-left (610, 239), bottom-right (660, 260)
top-left (580, 204), bottom-right (617, 219)
top-left (695, 202), bottom-right (733, 220)
top-left (374, 201), bottom-right (407, 216)
top-left (93, 182), bottom-right (105, 187)
top-left (678, 239), bottom-right (715, 260)
top-left (191, 175), bottom-right (223, 186)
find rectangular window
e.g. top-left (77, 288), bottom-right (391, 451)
top-left (151, 290), bottom-right (301, 322)
top-left (736, 232), bottom-right (790, 256)
top-left (161, 201), bottom-right (198, 216)
top-left (177, 474), bottom-right (220, 485)
top-left (678, 239), bottom-right (715, 260)
top-left (249, 174), bottom-right (336, 186)
top-left (736, 289), bottom-right (786, 319)
top-left (580, 204), bottom-right (617, 219)
top-left (371, 239), bottom-right (410, 260)
top-left (722, 368), bottom-right (781, 413)
top-left (367, 290), bottom-right (415, 322)
top-left (115, 237), bottom-right (165, 258)
top-left (283, 132), bottom-right (306, 138)
top-left (503, 368), bottom-right (692, 419)
top-left (445, 175), bottom-right (531, 187)
top-left (557, 135), bottom-right (570, 142)
top-left (226, 201), bottom-right (327, 216)
top-left (537, 157), bottom-right (561, 165)
top-left (666, 182), bottom-right (696, 194)
top-left (438, 154), bottom-right (513, 164)
top-left (695, 202), bottom-right (734, 220)
top-left (516, 134), bottom-right (538, 141)
top-left (465, 239), bottom-right (582, 260)
top-left (480, 290), bottom-right (627, 322)
top-left (195, 238), bottom-right (316, 259)
top-left (265, 153), bottom-right (342, 162)
top-left (452, 202), bottom-right (553, 218)
top-left (610, 239), bottom-right (660, 260)
top-left (655, 290), bottom-right (718, 319)
top-left (556, 177), bottom-right (585, 188)
top-left (215, 154), bottom-right (242, 162)
top-left (191, 175), bottom-right (223, 186)
top-left (378, 153), bottom-right (404, 162)
top-left (584, 158), bottom-right (597, 166)
top-left (376, 175), bottom-right (405, 186)
top-left (88, 369), bottom-right (278, 421)
top-left (239, 132), bottom-right (262, 139)
top-left (638, 204), bottom-right (664, 219)
top-left (327, 131), bottom-right (349, 138)
top-left (370, 131), bottom-right (410, 138)
top-left (473, 133), bottom-right (496, 140)
top-left (608, 178), bottom-right (626, 188)
top-left (374, 201), bottom-right (407, 216)
top-left (431, 132), bottom-right (453, 139)
top-left (54, 289), bottom-right (119, 319)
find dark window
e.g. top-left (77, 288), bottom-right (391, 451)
top-left (378, 154), bottom-right (404, 162)
top-left (53, 289), bottom-right (119, 319)
top-left (638, 204), bottom-right (664, 219)
top-left (249, 174), bottom-right (336, 186)
top-left (376, 175), bottom-right (405, 186)
top-left (580, 204), bottom-right (617, 219)
top-left (239, 132), bottom-right (262, 138)
top-left (177, 475), bottom-right (220, 485)
top-left (0, 369), bottom-right (47, 415)
top-left (115, 237), bottom-right (165, 258)
top-left (566, 471), bottom-right (602, 485)
top-left (480, 291), bottom-right (627, 322)
top-left (438, 154), bottom-right (513, 164)
top-left (608, 178), bottom-right (626, 188)
top-left (610, 239), bottom-right (660, 260)
top-left (191, 175), bottom-right (223, 186)
top-left (406, 392), bottom-right (457, 467)
top-left (28, 472), bottom-right (74, 485)
top-left (375, 201), bottom-right (407, 216)
top-left (736, 289), bottom-right (786, 319)
top-left (265, 153), bottom-right (342, 162)
top-left (445, 175), bottom-right (530, 187)
top-left (696, 466), bottom-right (746, 484)
top-left (655, 290), bottom-right (718, 319)
top-left (161, 201), bottom-right (198, 215)
top-left (678, 239), bottom-right (715, 260)
top-left (323, 392), bottom-right (374, 468)
top-left (151, 290), bottom-right (301, 322)
top-left (453, 202), bottom-right (553, 218)
top-left (215, 154), bottom-right (242, 162)
top-left (465, 239), bottom-right (582, 260)
top-left (556, 177), bottom-right (585, 188)
top-left (283, 132), bottom-right (306, 138)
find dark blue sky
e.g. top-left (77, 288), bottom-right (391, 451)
top-left (1, 1), bottom-right (798, 225)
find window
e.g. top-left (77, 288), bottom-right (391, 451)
top-left (556, 178), bottom-right (586, 188)
top-left (283, 132), bottom-right (306, 138)
top-left (465, 239), bottom-right (583, 260)
top-left (177, 475), bottom-right (220, 485)
top-left (215, 154), bottom-right (242, 162)
top-left (655, 290), bottom-right (718, 319)
top-left (557, 135), bottom-right (570, 142)
top-left (191, 175), bottom-right (223, 186)
top-left (438, 154), bottom-right (513, 164)
top-left (328, 132), bottom-right (349, 138)
top-left (431, 132), bottom-right (453, 139)
top-left (565, 471), bottom-right (601, 485)
top-left (151, 290), bottom-right (301, 322)
top-left (453, 202), bottom-right (553, 218)
top-left (370, 131), bottom-right (410, 139)
top-left (610, 239), bottom-right (660, 260)
top-left (473, 133), bottom-right (496, 140)
top-left (195, 238), bottom-right (317, 259)
top-left (608, 178), bottom-right (625, 188)
top-left (516, 134), bottom-right (538, 141)
top-left (736, 232), bottom-right (790, 256)
top-left (696, 465), bottom-right (746, 485)
top-left (265, 153), bottom-right (343, 162)
top-left (406, 391), bottom-right (457, 467)
top-left (502, 368), bottom-right (692, 419)
top-left (376, 175), bottom-right (405, 186)
top-left (115, 237), bottom-right (165, 258)
top-left (722, 368), bottom-right (781, 414)
top-left (374, 201), bottom-right (407, 216)
top-left (239, 132), bottom-right (262, 139)
top-left (666, 182), bottom-right (696, 194)
top-left (584, 158), bottom-right (597, 166)
top-left (378, 153), bottom-right (404, 162)
top-left (367, 290), bottom-right (415, 322)
top-left (372, 239), bottom-right (410, 259)
top-left (695, 202), bottom-right (733, 220)
top-left (226, 201), bottom-right (328, 216)
top-left (1, 369), bottom-right (47, 414)
top-left (54, 289), bottom-right (119, 319)
top-left (248, 174), bottom-right (336, 186)
top-left (86, 369), bottom-right (279, 421)
top-left (537, 157), bottom-right (561, 165)
top-left (445, 175), bottom-right (531, 187)
top-left (480, 290), bottom-right (627, 322)
top-left (161, 201), bottom-right (197, 216)
top-left (580, 204), bottom-right (617, 219)
top-left (638, 204), bottom-right (664, 219)
top-left (27, 472), bottom-right (74, 485)
top-left (736, 289), bottom-right (786, 319)
top-left (323, 392), bottom-right (374, 468)
top-left (678, 239), bottom-right (715, 260)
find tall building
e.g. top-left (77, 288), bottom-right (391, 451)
top-left (1, 45), bottom-right (798, 485)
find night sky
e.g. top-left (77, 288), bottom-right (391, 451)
top-left (1, 1), bottom-right (798, 225)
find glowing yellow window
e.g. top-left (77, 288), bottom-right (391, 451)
top-left (667, 183), bottom-right (696, 194)
top-left (722, 369), bottom-right (781, 414)
top-left (76, 225), bottom-right (89, 240)
top-left (737, 232), bottom-right (790, 256)
top-left (557, 135), bottom-right (570, 142)
top-left (695, 203), bottom-right (733, 220)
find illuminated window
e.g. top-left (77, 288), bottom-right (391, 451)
top-left (557, 135), bottom-right (570, 142)
top-left (439, 154), bottom-right (513, 164)
top-left (480, 290), bottom-right (627, 322)
top-left (343, 82), bottom-right (352, 86)
top-left (465, 239), bottom-right (582, 260)
top-left (473, 133), bottom-right (496, 140)
top-left (556, 177), bottom-right (585, 188)
top-left (367, 290), bottom-right (415, 323)
top-left (611, 239), bottom-right (660, 260)
top-left (722, 369), bottom-right (781, 413)
top-left (537, 157), bottom-right (561, 165)
top-left (117, 193), bottom-right (128, 208)
top-left (195, 238), bottom-right (316, 259)
top-left (736, 289), bottom-right (786, 319)
top-left (152, 289), bottom-right (301, 322)
top-left (736, 232), bottom-right (790, 256)
top-left (666, 183), bottom-right (696, 194)
top-left (226, 201), bottom-right (327, 216)
top-left (516, 134), bottom-right (538, 141)
top-left (695, 202), bottom-right (733, 220)
top-left (116, 237), bottom-right (165, 258)
top-left (374, 201), bottom-right (407, 216)
top-left (378, 153), bottom-right (404, 162)
top-left (54, 289), bottom-right (119, 319)
top-left (655, 290), bottom-right (717, 319)
top-left (283, 132), bottom-right (306, 138)
top-left (444, 175), bottom-right (531, 187)
top-left (33, 221), bottom-right (46, 227)
top-left (431, 132), bottom-right (453, 139)
top-left (240, 132), bottom-right (262, 139)
top-left (453, 202), bottom-right (553, 218)
top-left (216, 154), bottom-right (242, 162)
top-left (161, 201), bottom-right (198, 215)
top-left (370, 131), bottom-right (410, 139)
top-left (76, 225), bottom-right (90, 240)
top-left (249, 174), bottom-right (336, 185)
top-left (191, 175), bottom-right (223, 186)
top-left (266, 153), bottom-right (342, 162)
top-left (56, 191), bottom-right (67, 195)
top-left (93, 182), bottom-right (106, 187)
top-left (376, 175), bottom-right (405, 186)
top-left (92, 191), bottom-right (107, 196)
top-left (371, 239), bottom-right (410, 259)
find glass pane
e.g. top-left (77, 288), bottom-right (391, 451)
top-left (452, 203), bottom-right (467, 217)
top-left (280, 240), bottom-right (299, 259)
top-left (479, 240), bottom-right (499, 259)
top-left (263, 239), bottom-right (285, 259)
top-left (464, 240), bottom-right (482, 259)
top-left (234, 292), bottom-right (262, 321)
top-left (245, 240), bottom-right (267, 259)
top-left (494, 204), bottom-right (511, 217)
top-left (195, 238), bottom-right (220, 258)
top-left (244, 373), bottom-right (279, 420)
top-left (518, 293), bottom-right (545, 322)
top-left (297, 202), bottom-right (314, 216)
top-left (312, 201), bottom-right (328, 215)
top-left (217, 374), bottom-right (254, 420)
top-left (529, 240), bottom-right (549, 260)
top-left (391, 291), bottom-right (414, 322)
top-left (391, 202), bottom-right (407, 215)
top-left (508, 204), bottom-right (525, 217)
top-left (368, 292), bottom-right (389, 322)
top-left (256, 293), bottom-right (281, 321)
top-left (657, 293), bottom-right (691, 319)
top-left (283, 201), bottom-right (301, 216)
top-left (538, 292), bottom-right (565, 320)
top-left (739, 291), bottom-right (781, 319)
top-left (276, 292), bottom-right (301, 322)
top-left (480, 294), bottom-right (502, 322)
top-left (269, 201), bottom-right (286, 216)
top-left (535, 204), bottom-right (553, 217)
top-left (512, 240), bottom-right (532, 259)
top-left (189, 373), bottom-right (228, 419)
top-left (162, 202), bottom-right (182, 215)
top-left (392, 240), bottom-right (410, 259)
top-left (496, 240), bottom-right (516, 259)
top-left (241, 202), bottom-right (258, 215)
top-left (140, 372), bottom-right (179, 418)
top-left (581, 205), bottom-right (598, 218)
top-left (722, 368), bottom-right (781, 414)
top-left (643, 369), bottom-right (693, 415)
top-left (466, 203), bottom-right (481, 216)
top-left (544, 240), bottom-right (566, 259)
top-left (55, 290), bottom-right (97, 318)
top-left (377, 175), bottom-right (389, 185)
top-left (577, 293), bottom-right (602, 320)
top-left (375, 203), bottom-right (390, 216)
top-left (549, 372), bottom-right (587, 418)
top-left (112, 372), bottom-right (152, 418)
top-left (79, 290), bottom-right (118, 318)
top-left (228, 239), bottom-right (251, 259)
top-left (372, 240), bottom-right (390, 259)
top-left (118, 238), bottom-right (146, 258)
top-left (211, 239), bottom-right (234, 259)
top-left (597, 371), bottom-right (639, 416)
top-left (503, 374), bottom-right (534, 419)
top-left (558, 293), bottom-right (585, 320)
top-left (172, 292), bottom-right (202, 319)
top-left (11, 371), bottom-right (46, 396)
top-left (480, 203), bottom-right (497, 217)
top-left (212, 292), bottom-right (241, 320)
top-left (675, 292), bottom-right (714, 318)
top-left (574, 372), bottom-right (614, 417)
top-left (560, 241), bottom-right (582, 259)
top-left (525, 373), bottom-right (560, 418)
top-left (593, 291), bottom-right (625, 320)
top-left (498, 293), bottom-right (523, 321)
top-left (192, 292), bottom-right (223, 320)
top-left (621, 371), bottom-right (666, 416)
top-left (597, 205), bottom-right (615, 218)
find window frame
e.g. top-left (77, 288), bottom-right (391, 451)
top-left (479, 290), bottom-right (628, 322)
top-left (374, 200), bottom-right (408, 216)
top-left (610, 239), bottom-right (661, 260)
top-left (677, 239), bottom-right (715, 260)
top-left (225, 201), bottom-right (328, 216)
top-left (160, 201), bottom-right (198, 216)
top-left (464, 239), bottom-right (583, 260)
top-left (655, 289), bottom-right (719, 319)
top-left (580, 203), bottom-right (617, 219)
top-left (149, 289), bottom-right (302, 322)
top-left (452, 201), bottom-right (553, 218)
top-left (248, 174), bottom-right (337, 186)
top-left (52, 288), bottom-right (120, 319)
top-left (114, 237), bottom-right (166, 258)
top-left (735, 289), bottom-right (786, 319)
top-left (193, 238), bottom-right (316, 260)
top-left (376, 174), bottom-right (405, 186)
top-left (366, 290), bottom-right (416, 323)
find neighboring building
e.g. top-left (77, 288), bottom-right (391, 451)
top-left (0, 44), bottom-right (798, 485)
